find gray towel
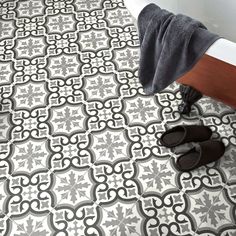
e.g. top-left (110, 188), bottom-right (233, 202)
top-left (137, 4), bottom-right (221, 95)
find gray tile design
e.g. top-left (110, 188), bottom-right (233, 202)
top-left (0, 0), bottom-right (236, 235)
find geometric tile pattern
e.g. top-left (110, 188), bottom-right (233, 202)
top-left (0, 0), bottom-right (236, 235)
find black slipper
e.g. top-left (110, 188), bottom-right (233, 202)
top-left (160, 125), bottom-right (212, 148)
top-left (175, 140), bottom-right (225, 171)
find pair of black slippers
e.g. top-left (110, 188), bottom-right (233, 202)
top-left (160, 125), bottom-right (225, 171)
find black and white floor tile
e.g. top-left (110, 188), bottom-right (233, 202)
top-left (0, 0), bottom-right (236, 235)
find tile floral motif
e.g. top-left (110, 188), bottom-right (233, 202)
top-left (49, 104), bottom-right (87, 134)
top-left (16, 0), bottom-right (45, 17)
top-left (114, 47), bottom-right (139, 71)
top-left (8, 213), bottom-right (52, 236)
top-left (79, 29), bottom-right (110, 51)
top-left (100, 201), bottom-right (142, 236)
top-left (90, 128), bottom-right (129, 162)
top-left (46, 14), bottom-right (76, 34)
top-left (137, 158), bottom-right (177, 194)
top-left (14, 82), bottom-right (48, 109)
top-left (14, 36), bottom-right (46, 59)
top-left (0, 20), bottom-right (15, 40)
top-left (0, 0), bottom-right (236, 235)
top-left (75, 0), bottom-right (102, 11)
top-left (10, 139), bottom-right (50, 173)
top-left (0, 180), bottom-right (8, 216)
top-left (52, 168), bottom-right (93, 206)
top-left (47, 54), bottom-right (81, 79)
top-left (0, 114), bottom-right (11, 142)
top-left (83, 72), bottom-right (118, 101)
top-left (123, 95), bottom-right (161, 126)
top-left (106, 8), bottom-right (133, 27)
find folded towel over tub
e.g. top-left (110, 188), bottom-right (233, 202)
top-left (137, 3), bottom-right (221, 94)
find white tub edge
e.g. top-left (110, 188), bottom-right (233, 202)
top-left (206, 39), bottom-right (236, 66)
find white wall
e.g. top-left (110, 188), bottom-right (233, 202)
top-left (124, 0), bottom-right (236, 42)
top-left (177, 0), bottom-right (236, 42)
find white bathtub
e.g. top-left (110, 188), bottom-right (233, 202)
top-left (124, 0), bottom-right (236, 66)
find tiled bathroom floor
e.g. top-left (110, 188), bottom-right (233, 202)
top-left (0, 0), bottom-right (236, 235)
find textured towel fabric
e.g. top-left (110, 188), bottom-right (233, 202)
top-left (137, 4), bottom-right (221, 95)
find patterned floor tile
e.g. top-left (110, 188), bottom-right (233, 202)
top-left (0, 0), bottom-right (236, 235)
top-left (82, 72), bottom-right (119, 101)
top-left (49, 131), bottom-right (93, 171)
top-left (137, 189), bottom-right (197, 236)
top-left (0, 112), bottom-right (12, 143)
top-left (195, 209), bottom-right (236, 236)
top-left (0, 215), bottom-right (10, 236)
top-left (89, 128), bottom-right (130, 162)
top-left (217, 144), bottom-right (236, 184)
top-left (99, 200), bottom-right (142, 236)
top-left (50, 202), bottom-right (103, 236)
top-left (175, 162), bottom-right (226, 193)
top-left (123, 95), bottom-right (162, 127)
top-left (52, 168), bottom-right (93, 207)
top-left (220, 184), bottom-right (236, 224)
top-left (8, 138), bottom-right (50, 174)
top-left (93, 160), bottom-right (141, 205)
top-left (7, 212), bottom-right (52, 236)
top-left (127, 122), bottom-right (172, 162)
top-left (136, 158), bottom-right (175, 195)
top-left (0, 180), bottom-right (8, 217)
top-left (7, 170), bottom-right (54, 216)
